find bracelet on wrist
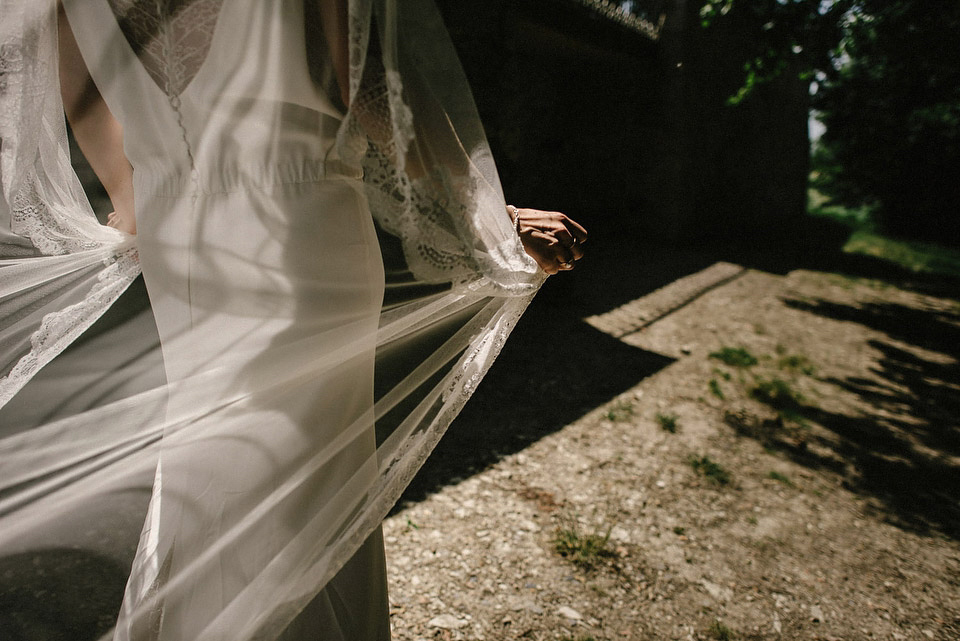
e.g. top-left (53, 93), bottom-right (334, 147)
top-left (508, 205), bottom-right (521, 235)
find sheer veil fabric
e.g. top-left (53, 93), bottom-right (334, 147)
top-left (0, 0), bottom-right (543, 639)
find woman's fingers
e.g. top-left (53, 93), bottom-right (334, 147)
top-left (522, 229), bottom-right (576, 274)
top-left (524, 230), bottom-right (560, 274)
top-left (511, 206), bottom-right (587, 274)
top-left (552, 226), bottom-right (585, 262)
top-left (562, 216), bottom-right (588, 246)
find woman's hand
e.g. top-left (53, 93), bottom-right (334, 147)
top-left (106, 208), bottom-right (137, 235)
top-left (508, 206), bottom-right (587, 275)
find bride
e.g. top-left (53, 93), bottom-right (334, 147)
top-left (0, 0), bottom-right (586, 638)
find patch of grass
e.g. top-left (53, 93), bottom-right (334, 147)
top-left (844, 230), bottom-right (960, 278)
top-left (656, 412), bottom-right (679, 433)
top-left (554, 526), bottom-right (614, 568)
top-left (689, 456), bottom-right (732, 485)
top-left (768, 471), bottom-right (794, 486)
top-left (712, 367), bottom-right (732, 381)
top-left (709, 346), bottom-right (758, 367)
top-left (778, 353), bottom-right (816, 376)
top-left (708, 378), bottom-right (725, 400)
top-left (778, 408), bottom-right (811, 429)
top-left (750, 377), bottom-right (804, 412)
top-left (708, 619), bottom-right (735, 640)
top-left (807, 190), bottom-right (875, 230)
top-left (605, 400), bottom-right (635, 422)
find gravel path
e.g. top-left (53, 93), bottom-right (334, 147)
top-left (384, 262), bottom-right (960, 641)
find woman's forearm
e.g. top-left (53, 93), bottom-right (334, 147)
top-left (57, 3), bottom-right (136, 234)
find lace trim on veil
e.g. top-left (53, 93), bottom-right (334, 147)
top-left (0, 244), bottom-right (140, 405)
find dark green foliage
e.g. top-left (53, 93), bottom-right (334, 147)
top-left (656, 412), bottom-right (679, 433)
top-left (702, 0), bottom-right (960, 245)
top-left (750, 377), bottom-right (804, 412)
top-left (700, 0), bottom-right (847, 104)
top-left (814, 2), bottom-right (960, 243)
top-left (709, 347), bottom-right (758, 367)
top-left (709, 378), bottom-right (725, 400)
top-left (768, 470), bottom-right (794, 486)
top-left (606, 400), bottom-right (635, 422)
top-left (777, 353), bottom-right (815, 375)
top-left (553, 527), bottom-right (615, 568)
top-left (689, 456), bottom-right (732, 485)
top-left (708, 619), bottom-right (735, 640)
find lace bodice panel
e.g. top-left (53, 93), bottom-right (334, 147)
top-left (105, 0), bottom-right (224, 97)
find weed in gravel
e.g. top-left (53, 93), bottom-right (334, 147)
top-left (708, 378), bottom-right (725, 400)
top-left (708, 619), bottom-right (735, 640)
top-left (750, 377), bottom-right (804, 412)
top-left (605, 400), bottom-right (634, 422)
top-left (713, 367), bottom-right (732, 381)
top-left (554, 526), bottom-right (614, 568)
top-left (689, 456), bottom-right (732, 485)
top-left (709, 346), bottom-right (758, 367)
top-left (768, 471), bottom-right (794, 486)
top-left (723, 408), bottom-right (804, 447)
top-left (656, 412), bottom-right (679, 433)
top-left (777, 353), bottom-right (816, 375)
top-left (672, 526), bottom-right (686, 535)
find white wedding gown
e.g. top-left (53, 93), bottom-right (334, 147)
top-left (62, 0), bottom-right (389, 638)
top-left (0, 0), bottom-right (543, 637)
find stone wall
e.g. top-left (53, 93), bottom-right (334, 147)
top-left (435, 0), bottom-right (810, 243)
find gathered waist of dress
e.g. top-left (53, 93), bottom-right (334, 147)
top-left (132, 157), bottom-right (364, 197)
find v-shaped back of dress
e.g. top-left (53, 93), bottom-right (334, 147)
top-left (105, 0), bottom-right (226, 97)
top-left (64, 0), bottom-right (346, 191)
top-left (62, 0), bottom-right (372, 382)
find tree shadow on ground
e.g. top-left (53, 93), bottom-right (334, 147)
top-left (399, 215), bottom-right (960, 510)
top-left (397, 301), bottom-right (675, 506)
top-left (395, 224), bottom-right (690, 507)
top-left (713, 216), bottom-right (960, 300)
top-left (750, 296), bottom-right (960, 539)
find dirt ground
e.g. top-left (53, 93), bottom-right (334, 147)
top-left (383, 241), bottom-right (960, 640)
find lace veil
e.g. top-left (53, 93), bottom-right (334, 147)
top-left (0, 0), bottom-right (542, 638)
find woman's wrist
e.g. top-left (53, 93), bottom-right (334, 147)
top-left (507, 205), bottom-right (521, 235)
